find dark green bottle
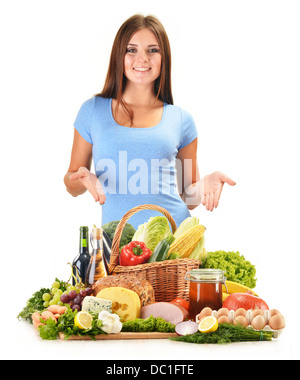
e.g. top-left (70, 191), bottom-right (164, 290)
top-left (72, 226), bottom-right (90, 285)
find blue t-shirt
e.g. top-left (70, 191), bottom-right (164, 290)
top-left (74, 96), bottom-right (198, 230)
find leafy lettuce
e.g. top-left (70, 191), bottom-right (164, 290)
top-left (122, 316), bottom-right (175, 333)
top-left (204, 250), bottom-right (257, 289)
top-left (132, 216), bottom-right (171, 252)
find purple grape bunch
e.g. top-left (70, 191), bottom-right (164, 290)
top-left (60, 287), bottom-right (93, 312)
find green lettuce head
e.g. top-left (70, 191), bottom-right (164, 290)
top-left (132, 216), bottom-right (171, 253)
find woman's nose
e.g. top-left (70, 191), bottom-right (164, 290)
top-left (136, 50), bottom-right (149, 62)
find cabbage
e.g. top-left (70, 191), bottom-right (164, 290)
top-left (173, 216), bottom-right (199, 238)
top-left (132, 216), bottom-right (171, 252)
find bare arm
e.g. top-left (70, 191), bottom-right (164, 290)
top-left (64, 129), bottom-right (106, 204)
top-left (176, 138), bottom-right (201, 210)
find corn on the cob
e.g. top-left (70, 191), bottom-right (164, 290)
top-left (168, 225), bottom-right (206, 259)
top-left (189, 235), bottom-right (206, 261)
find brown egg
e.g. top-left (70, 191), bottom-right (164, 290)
top-left (251, 315), bottom-right (266, 330)
top-left (196, 307), bottom-right (213, 323)
top-left (218, 315), bottom-right (230, 324)
top-left (235, 308), bottom-right (247, 317)
top-left (234, 315), bottom-right (249, 327)
top-left (217, 308), bottom-right (229, 317)
top-left (270, 309), bottom-right (282, 317)
top-left (269, 315), bottom-right (285, 330)
top-left (199, 307), bottom-right (213, 319)
top-left (252, 309), bottom-right (264, 318)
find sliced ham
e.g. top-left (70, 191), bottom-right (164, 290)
top-left (140, 302), bottom-right (189, 325)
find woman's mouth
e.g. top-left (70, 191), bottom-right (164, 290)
top-left (133, 67), bottom-right (151, 72)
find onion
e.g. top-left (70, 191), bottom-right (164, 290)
top-left (175, 320), bottom-right (199, 336)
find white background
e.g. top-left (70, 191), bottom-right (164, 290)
top-left (1, 0), bottom-right (299, 360)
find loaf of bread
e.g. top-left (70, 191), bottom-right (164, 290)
top-left (92, 275), bottom-right (155, 306)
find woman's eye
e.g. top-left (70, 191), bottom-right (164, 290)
top-left (126, 48), bottom-right (137, 53)
top-left (149, 48), bottom-right (160, 53)
top-left (126, 48), bottom-right (160, 54)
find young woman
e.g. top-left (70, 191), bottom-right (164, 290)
top-left (64, 14), bottom-right (235, 228)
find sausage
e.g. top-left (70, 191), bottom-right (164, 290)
top-left (140, 302), bottom-right (189, 325)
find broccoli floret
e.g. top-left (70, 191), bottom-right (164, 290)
top-left (102, 221), bottom-right (136, 249)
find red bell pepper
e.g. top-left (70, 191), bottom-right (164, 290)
top-left (119, 241), bottom-right (152, 266)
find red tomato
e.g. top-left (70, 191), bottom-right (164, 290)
top-left (170, 298), bottom-right (190, 311)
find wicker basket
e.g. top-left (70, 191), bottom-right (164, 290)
top-left (107, 204), bottom-right (201, 302)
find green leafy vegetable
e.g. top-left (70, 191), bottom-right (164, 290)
top-left (38, 313), bottom-right (175, 340)
top-left (38, 309), bottom-right (107, 340)
top-left (17, 279), bottom-right (70, 322)
top-left (203, 250), bottom-right (257, 288)
top-left (17, 287), bottom-right (50, 322)
top-left (38, 318), bottom-right (59, 340)
top-left (170, 323), bottom-right (273, 344)
top-left (102, 221), bottom-right (136, 249)
top-left (122, 316), bottom-right (175, 333)
top-left (132, 216), bottom-right (171, 252)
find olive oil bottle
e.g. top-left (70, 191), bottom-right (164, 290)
top-left (72, 226), bottom-right (90, 285)
top-left (86, 227), bottom-right (107, 285)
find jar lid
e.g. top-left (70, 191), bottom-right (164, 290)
top-left (187, 269), bottom-right (226, 283)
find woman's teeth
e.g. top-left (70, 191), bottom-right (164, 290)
top-left (134, 67), bottom-right (151, 71)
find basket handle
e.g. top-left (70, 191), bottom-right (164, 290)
top-left (107, 204), bottom-right (177, 274)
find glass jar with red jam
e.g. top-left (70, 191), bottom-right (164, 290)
top-left (186, 269), bottom-right (226, 320)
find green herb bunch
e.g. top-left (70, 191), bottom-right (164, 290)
top-left (170, 323), bottom-right (273, 344)
top-left (122, 316), bottom-right (175, 333)
top-left (17, 287), bottom-right (51, 322)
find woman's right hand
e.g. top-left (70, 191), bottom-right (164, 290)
top-left (69, 167), bottom-right (106, 204)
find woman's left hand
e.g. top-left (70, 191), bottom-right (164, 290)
top-left (201, 171), bottom-right (236, 211)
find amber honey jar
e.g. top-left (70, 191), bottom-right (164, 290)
top-left (186, 269), bottom-right (226, 320)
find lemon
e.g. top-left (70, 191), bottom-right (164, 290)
top-left (74, 311), bottom-right (93, 330)
top-left (198, 316), bottom-right (219, 333)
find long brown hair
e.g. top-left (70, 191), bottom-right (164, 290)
top-left (97, 14), bottom-right (173, 126)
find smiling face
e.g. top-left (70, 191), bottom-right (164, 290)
top-left (124, 28), bottom-right (162, 88)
